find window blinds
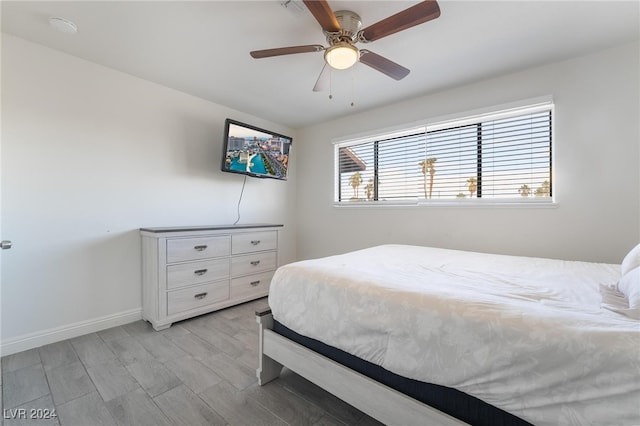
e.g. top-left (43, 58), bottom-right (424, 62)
top-left (335, 102), bottom-right (553, 204)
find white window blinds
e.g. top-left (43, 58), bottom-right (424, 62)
top-left (335, 101), bottom-right (553, 204)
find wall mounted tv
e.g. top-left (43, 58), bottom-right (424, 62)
top-left (221, 119), bottom-right (292, 181)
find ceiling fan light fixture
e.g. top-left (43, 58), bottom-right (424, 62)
top-left (324, 42), bottom-right (359, 70)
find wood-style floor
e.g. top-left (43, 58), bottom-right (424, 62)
top-left (1, 298), bottom-right (382, 426)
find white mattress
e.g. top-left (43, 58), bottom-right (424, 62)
top-left (269, 244), bottom-right (640, 426)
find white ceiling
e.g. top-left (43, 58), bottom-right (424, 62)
top-left (2, 1), bottom-right (639, 128)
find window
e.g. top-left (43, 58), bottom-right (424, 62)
top-left (335, 100), bottom-right (553, 205)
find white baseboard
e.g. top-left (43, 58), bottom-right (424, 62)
top-left (0, 308), bottom-right (142, 356)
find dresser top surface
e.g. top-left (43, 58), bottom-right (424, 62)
top-left (140, 224), bottom-right (283, 234)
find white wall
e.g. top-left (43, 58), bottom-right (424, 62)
top-left (296, 41), bottom-right (640, 264)
top-left (1, 34), bottom-right (297, 352)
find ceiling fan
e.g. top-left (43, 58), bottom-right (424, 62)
top-left (250, 0), bottom-right (441, 92)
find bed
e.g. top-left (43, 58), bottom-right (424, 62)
top-left (256, 244), bottom-right (640, 425)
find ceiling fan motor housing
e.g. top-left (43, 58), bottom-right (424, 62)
top-left (328, 10), bottom-right (362, 44)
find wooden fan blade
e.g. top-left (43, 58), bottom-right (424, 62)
top-left (359, 50), bottom-right (410, 80)
top-left (313, 64), bottom-right (330, 92)
top-left (359, 1), bottom-right (440, 43)
top-left (303, 0), bottom-right (341, 33)
top-left (250, 45), bottom-right (325, 59)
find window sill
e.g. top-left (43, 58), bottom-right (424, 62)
top-left (333, 199), bottom-right (558, 209)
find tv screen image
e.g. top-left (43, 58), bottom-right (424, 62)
top-left (221, 119), bottom-right (292, 181)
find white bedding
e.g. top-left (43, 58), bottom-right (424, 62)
top-left (268, 245), bottom-right (640, 426)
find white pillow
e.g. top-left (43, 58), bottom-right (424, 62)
top-left (618, 266), bottom-right (640, 310)
top-left (621, 243), bottom-right (640, 276)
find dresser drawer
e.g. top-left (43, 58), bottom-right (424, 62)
top-left (230, 271), bottom-right (274, 300)
top-left (232, 231), bottom-right (277, 255)
top-left (167, 281), bottom-right (229, 316)
top-left (231, 251), bottom-right (277, 277)
top-left (167, 258), bottom-right (229, 290)
top-left (167, 235), bottom-right (230, 263)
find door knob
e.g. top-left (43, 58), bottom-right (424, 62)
top-left (1, 240), bottom-right (12, 250)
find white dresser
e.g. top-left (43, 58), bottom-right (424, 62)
top-left (140, 224), bottom-right (282, 330)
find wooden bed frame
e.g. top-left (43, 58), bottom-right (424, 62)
top-left (256, 308), bottom-right (467, 426)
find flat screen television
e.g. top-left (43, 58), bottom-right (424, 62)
top-left (221, 119), bottom-right (292, 181)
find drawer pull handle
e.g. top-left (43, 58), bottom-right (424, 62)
top-left (250, 260), bottom-right (261, 266)
top-left (194, 269), bottom-right (208, 276)
top-left (251, 240), bottom-right (261, 245)
top-left (194, 292), bottom-right (208, 300)
top-left (250, 280), bottom-right (261, 286)
top-left (194, 245), bottom-right (208, 251)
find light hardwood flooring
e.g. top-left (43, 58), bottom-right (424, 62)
top-left (1, 298), bottom-right (382, 426)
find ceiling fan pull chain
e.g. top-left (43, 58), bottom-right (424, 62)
top-left (350, 70), bottom-right (355, 107)
top-left (329, 66), bottom-right (333, 100)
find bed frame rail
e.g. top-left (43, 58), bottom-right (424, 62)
top-left (256, 309), bottom-right (467, 426)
